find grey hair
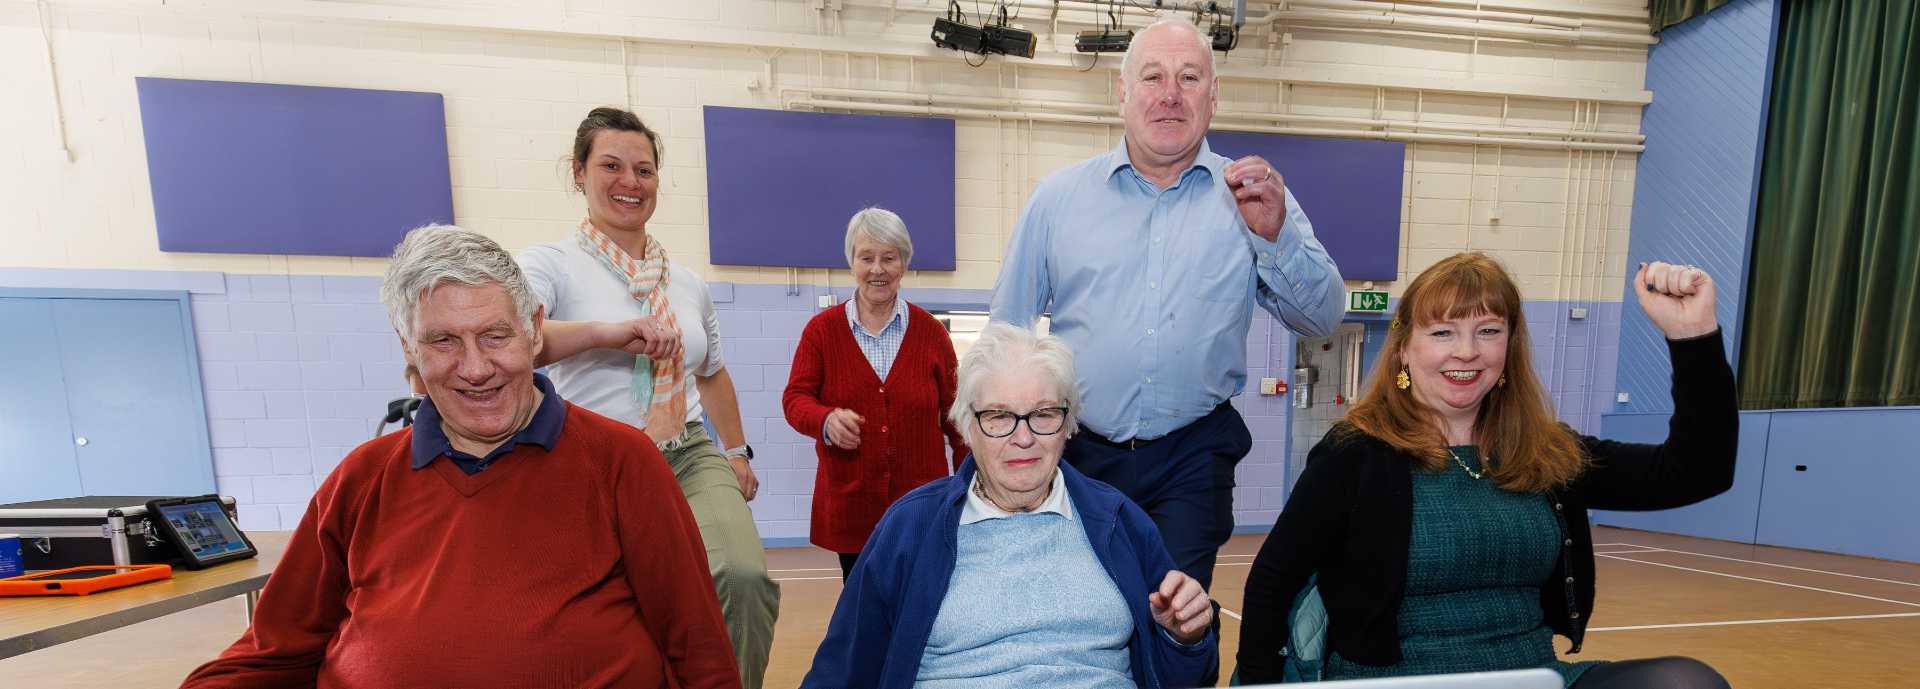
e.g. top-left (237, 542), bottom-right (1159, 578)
top-left (948, 322), bottom-right (1082, 441)
top-left (379, 224), bottom-right (539, 343)
top-left (844, 207), bottom-right (915, 269)
top-left (1119, 18), bottom-right (1217, 84)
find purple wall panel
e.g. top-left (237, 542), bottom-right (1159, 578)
top-left (703, 106), bottom-right (957, 270)
top-left (135, 78), bottom-right (454, 257)
top-left (1206, 131), bottom-right (1405, 280)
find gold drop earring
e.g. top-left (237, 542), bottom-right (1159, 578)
top-left (1396, 368), bottom-right (1411, 390)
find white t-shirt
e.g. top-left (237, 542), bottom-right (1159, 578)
top-left (518, 240), bottom-right (725, 428)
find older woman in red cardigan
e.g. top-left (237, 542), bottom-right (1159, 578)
top-left (783, 207), bottom-right (970, 578)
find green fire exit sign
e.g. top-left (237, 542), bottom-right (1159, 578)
top-left (1348, 290), bottom-right (1389, 312)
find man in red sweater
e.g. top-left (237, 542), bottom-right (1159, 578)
top-left (181, 225), bottom-right (740, 689)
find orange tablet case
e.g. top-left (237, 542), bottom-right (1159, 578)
top-left (0, 564), bottom-right (173, 596)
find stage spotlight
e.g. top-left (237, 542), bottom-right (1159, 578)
top-left (1074, 29), bottom-right (1133, 53)
top-left (984, 24), bottom-right (1037, 59)
top-left (931, 17), bottom-right (987, 54)
top-left (932, 12), bottom-right (1035, 58)
top-left (1209, 23), bottom-right (1237, 52)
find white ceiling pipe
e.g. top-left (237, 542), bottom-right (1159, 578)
top-left (1289, 0), bottom-right (1582, 29)
top-left (69, 0), bottom-right (1650, 104)
top-left (916, 0), bottom-right (1279, 22)
top-left (866, 1), bottom-right (1250, 36)
top-left (1403, 0), bottom-right (1647, 22)
top-left (787, 97), bottom-right (1645, 152)
top-left (1296, 0), bottom-right (1652, 32)
top-left (872, 0), bottom-right (1650, 50)
top-left (1256, 7), bottom-right (1656, 47)
top-left (792, 86), bottom-right (1645, 143)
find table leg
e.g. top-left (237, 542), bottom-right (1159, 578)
top-left (245, 590), bottom-right (259, 622)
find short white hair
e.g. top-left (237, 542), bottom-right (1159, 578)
top-left (379, 224), bottom-right (539, 343)
top-left (1120, 18), bottom-right (1216, 84)
top-left (844, 207), bottom-right (915, 269)
top-left (948, 322), bottom-right (1082, 442)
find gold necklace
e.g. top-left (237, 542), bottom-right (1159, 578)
top-left (1450, 448), bottom-right (1486, 480)
top-left (973, 480), bottom-right (1037, 513)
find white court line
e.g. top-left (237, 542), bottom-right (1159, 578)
top-left (1220, 607), bottom-right (1242, 620)
top-left (1598, 554), bottom-right (1920, 608)
top-left (769, 567), bottom-right (842, 573)
top-left (1216, 562), bottom-right (1252, 567)
top-left (1593, 543), bottom-right (1664, 550)
top-left (1588, 611), bottom-right (1920, 632)
top-left (773, 576), bottom-right (845, 582)
top-left (1607, 544), bottom-right (1920, 589)
top-left (1593, 550), bottom-right (1663, 555)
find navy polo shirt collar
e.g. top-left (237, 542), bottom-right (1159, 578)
top-left (410, 372), bottom-right (567, 472)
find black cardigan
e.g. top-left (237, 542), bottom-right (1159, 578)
top-left (1236, 330), bottom-right (1738, 683)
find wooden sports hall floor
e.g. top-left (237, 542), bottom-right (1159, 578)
top-left (5, 526), bottom-right (1914, 688)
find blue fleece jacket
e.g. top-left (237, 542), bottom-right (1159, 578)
top-left (800, 459), bottom-right (1220, 689)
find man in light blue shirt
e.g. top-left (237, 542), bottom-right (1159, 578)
top-left (990, 18), bottom-right (1343, 591)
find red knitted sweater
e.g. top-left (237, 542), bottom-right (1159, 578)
top-left (180, 403), bottom-right (739, 689)
top-left (782, 302), bottom-right (969, 553)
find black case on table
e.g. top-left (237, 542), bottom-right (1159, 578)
top-left (0, 495), bottom-right (241, 570)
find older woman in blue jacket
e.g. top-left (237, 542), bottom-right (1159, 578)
top-left (801, 322), bottom-right (1219, 689)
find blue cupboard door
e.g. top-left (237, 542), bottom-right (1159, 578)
top-left (49, 297), bottom-right (216, 497)
top-left (0, 298), bottom-right (84, 503)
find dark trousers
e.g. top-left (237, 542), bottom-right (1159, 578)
top-left (837, 552), bottom-right (860, 580)
top-left (1571, 657), bottom-right (1730, 689)
top-left (1066, 402), bottom-right (1254, 591)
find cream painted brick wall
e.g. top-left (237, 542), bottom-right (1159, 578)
top-left (3, 0), bottom-right (1645, 301)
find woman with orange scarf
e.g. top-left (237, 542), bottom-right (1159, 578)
top-left (517, 107), bottom-right (778, 689)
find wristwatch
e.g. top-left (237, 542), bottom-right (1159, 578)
top-left (723, 444), bottom-right (754, 461)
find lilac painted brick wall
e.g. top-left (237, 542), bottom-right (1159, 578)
top-left (193, 274), bottom-right (407, 531)
top-left (21, 267), bottom-right (1620, 541)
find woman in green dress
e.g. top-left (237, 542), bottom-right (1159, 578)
top-left (1237, 253), bottom-right (1735, 688)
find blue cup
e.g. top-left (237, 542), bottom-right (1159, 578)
top-left (0, 534), bottom-right (22, 578)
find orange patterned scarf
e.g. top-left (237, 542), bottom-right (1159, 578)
top-left (576, 219), bottom-right (686, 444)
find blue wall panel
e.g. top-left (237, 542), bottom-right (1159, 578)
top-left (136, 78), bottom-right (454, 257)
top-left (1753, 408), bottom-right (1920, 563)
top-left (1591, 411), bottom-right (1771, 544)
top-left (1614, 0), bottom-right (1779, 414)
top-left (703, 107), bottom-right (957, 270)
top-left (1207, 132), bottom-right (1405, 281)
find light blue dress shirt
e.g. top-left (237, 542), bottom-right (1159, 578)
top-left (990, 139), bottom-right (1344, 441)
top-left (847, 296), bottom-right (910, 381)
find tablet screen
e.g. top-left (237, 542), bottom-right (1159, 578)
top-left (156, 501), bottom-right (251, 561)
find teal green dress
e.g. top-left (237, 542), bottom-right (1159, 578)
top-left (1324, 447), bottom-right (1604, 686)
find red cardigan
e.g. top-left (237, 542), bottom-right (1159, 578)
top-left (782, 302), bottom-right (969, 553)
top-left (181, 403), bottom-right (739, 689)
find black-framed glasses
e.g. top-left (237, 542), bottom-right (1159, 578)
top-left (971, 406), bottom-right (1070, 438)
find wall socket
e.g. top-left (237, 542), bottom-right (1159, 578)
top-left (1569, 306), bottom-right (1589, 320)
top-left (1617, 392), bottom-right (1631, 403)
top-left (817, 294), bottom-right (836, 309)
